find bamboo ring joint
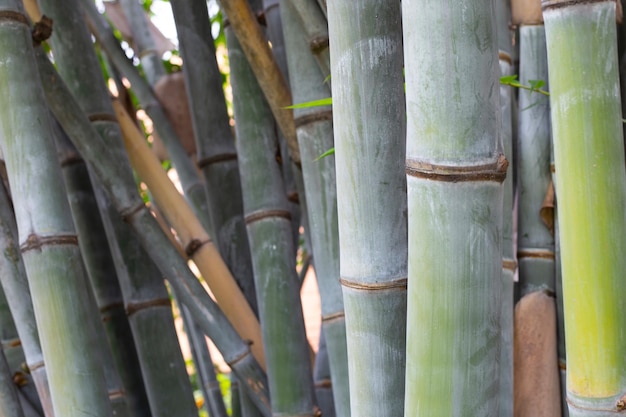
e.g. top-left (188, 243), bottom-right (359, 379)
top-left (197, 152), bottom-right (238, 169)
top-left (340, 277), bottom-right (407, 292)
top-left (20, 234), bottom-right (78, 253)
top-left (405, 154), bottom-right (508, 183)
top-left (245, 209), bottom-right (291, 225)
top-left (88, 113), bottom-right (119, 123)
top-left (294, 110), bottom-right (333, 129)
top-left (184, 238), bottom-right (211, 257)
top-left (0, 10), bottom-right (29, 27)
top-left (126, 298), bottom-right (171, 316)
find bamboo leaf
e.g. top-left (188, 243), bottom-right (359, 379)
top-left (284, 97), bottom-right (332, 109)
top-left (314, 147), bottom-right (335, 161)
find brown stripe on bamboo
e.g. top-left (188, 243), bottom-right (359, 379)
top-left (184, 238), bottom-right (211, 258)
top-left (321, 311), bottom-right (345, 323)
top-left (59, 153), bottom-right (83, 168)
top-left (99, 301), bottom-right (125, 314)
top-left (0, 10), bottom-right (29, 26)
top-left (287, 192), bottom-right (299, 203)
top-left (502, 258), bottom-right (517, 272)
top-left (310, 36), bottom-right (329, 54)
top-left (315, 379), bottom-right (332, 389)
top-left (517, 249), bottom-right (555, 259)
top-left (197, 153), bottom-right (238, 169)
top-left (406, 155), bottom-right (508, 183)
top-left (294, 110), bottom-right (333, 128)
top-left (120, 202), bottom-right (145, 222)
top-left (2, 337), bottom-right (21, 349)
top-left (88, 113), bottom-right (119, 123)
top-left (126, 298), bottom-right (172, 316)
top-left (499, 51), bottom-right (512, 65)
top-left (543, 0), bottom-right (615, 10)
top-left (558, 360), bottom-right (567, 370)
top-left (108, 389), bottom-right (126, 400)
top-left (550, 163), bottom-right (555, 173)
top-left (227, 349), bottom-right (253, 367)
top-left (340, 277), bottom-right (407, 291)
top-left (27, 360), bottom-right (44, 371)
top-left (20, 234), bottom-right (78, 252)
top-left (244, 209), bottom-right (291, 225)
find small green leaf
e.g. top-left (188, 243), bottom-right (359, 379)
top-left (284, 97), bottom-right (332, 109)
top-left (315, 147), bottom-right (335, 161)
top-left (323, 74), bottom-right (332, 84)
top-left (528, 79), bottom-right (546, 91)
top-left (499, 74), bottom-right (518, 84)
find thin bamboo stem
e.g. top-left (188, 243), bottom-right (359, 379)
top-left (0, 347), bottom-right (25, 417)
top-left (113, 99), bottom-right (265, 369)
top-left (543, 1), bottom-right (626, 415)
top-left (287, 0), bottom-right (330, 78)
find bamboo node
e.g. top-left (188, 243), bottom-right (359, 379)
top-left (405, 155), bottom-right (508, 183)
top-left (125, 298), bottom-right (171, 316)
top-left (197, 152), bottom-right (238, 169)
top-left (20, 234), bottom-right (78, 253)
top-left (340, 277), bottom-right (407, 291)
top-left (88, 113), bottom-right (118, 123)
top-left (12, 371), bottom-right (28, 387)
top-left (310, 36), bottom-right (329, 53)
top-left (31, 15), bottom-right (52, 45)
top-left (120, 202), bottom-right (145, 223)
top-left (294, 110), bottom-right (333, 128)
top-left (245, 209), bottom-right (291, 225)
top-left (616, 394), bottom-right (626, 411)
top-left (0, 10), bottom-right (29, 27)
top-left (184, 238), bottom-right (210, 257)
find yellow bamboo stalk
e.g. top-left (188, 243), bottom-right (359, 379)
top-left (217, 0), bottom-right (299, 164)
top-left (112, 99), bottom-right (266, 370)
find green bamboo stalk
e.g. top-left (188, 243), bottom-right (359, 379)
top-left (95, 186), bottom-right (199, 417)
top-left (0, 3), bottom-right (113, 415)
top-left (286, 0), bottom-right (330, 78)
top-left (53, 120), bottom-right (151, 417)
top-left (168, 0), bottom-right (258, 313)
top-left (119, 0), bottom-right (166, 85)
top-left (36, 48), bottom-right (271, 416)
top-left (543, 1), bottom-right (626, 415)
top-left (496, 1), bottom-right (515, 415)
top-left (281, 1), bottom-right (349, 415)
top-left (327, 0), bottom-right (407, 415)
top-left (403, 1), bottom-right (504, 415)
top-left (0, 346), bottom-right (25, 417)
top-left (227, 20), bottom-right (316, 416)
top-left (514, 21), bottom-right (561, 417)
top-left (313, 330), bottom-right (336, 417)
top-left (0, 182), bottom-right (51, 417)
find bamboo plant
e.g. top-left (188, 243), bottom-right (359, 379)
top-left (327, 0), bottom-right (407, 416)
top-left (287, 0), bottom-right (330, 78)
top-left (35, 48), bottom-right (271, 416)
top-left (0, 346), bottom-right (25, 417)
top-left (543, 1), bottom-right (626, 415)
top-left (281, 1), bottom-right (350, 415)
top-left (0, 1), bottom-right (113, 414)
top-left (227, 16), bottom-right (317, 416)
top-left (403, 1), bottom-right (505, 415)
top-left (513, 13), bottom-right (561, 416)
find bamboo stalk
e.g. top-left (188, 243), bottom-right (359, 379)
top-left (0, 2), bottom-right (113, 415)
top-left (227, 22), bottom-right (316, 416)
top-left (168, 0), bottom-right (258, 313)
top-left (0, 181), bottom-right (51, 417)
top-left (281, 1), bottom-right (349, 415)
top-left (403, 1), bottom-right (504, 415)
top-left (313, 331), bottom-right (336, 417)
top-left (35, 47), bottom-right (271, 416)
top-left (543, 1), bottom-right (626, 415)
top-left (215, 0), bottom-right (300, 163)
top-left (113, 99), bottom-right (265, 368)
top-left (287, 0), bottom-right (330, 78)
top-left (0, 347), bottom-right (25, 417)
top-left (328, 0), bottom-right (407, 415)
top-left (514, 20), bottom-right (561, 417)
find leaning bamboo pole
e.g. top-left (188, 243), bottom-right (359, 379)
top-left (281, 1), bottom-right (349, 415)
top-left (35, 50), bottom-right (271, 416)
top-left (113, 99), bottom-right (265, 368)
top-left (227, 20), bottom-right (317, 416)
top-left (328, 0), bottom-right (407, 415)
top-left (513, 15), bottom-right (561, 417)
top-left (403, 1), bottom-right (505, 415)
top-left (0, 2), bottom-right (112, 415)
top-left (0, 347), bottom-right (25, 417)
top-left (543, 1), bottom-right (626, 415)
top-left (168, 0), bottom-right (258, 313)
top-left (287, 0), bottom-right (330, 78)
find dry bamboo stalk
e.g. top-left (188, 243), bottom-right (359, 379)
top-left (217, 0), bottom-right (299, 163)
top-left (112, 99), bottom-right (266, 370)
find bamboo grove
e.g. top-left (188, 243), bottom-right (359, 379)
top-left (0, 0), bottom-right (623, 416)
